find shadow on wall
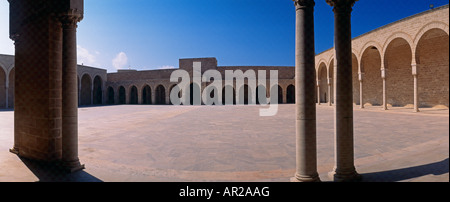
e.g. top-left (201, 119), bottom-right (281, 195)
top-left (19, 157), bottom-right (103, 182)
top-left (361, 158), bottom-right (449, 182)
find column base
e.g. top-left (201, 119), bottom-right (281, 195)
top-left (9, 147), bottom-right (19, 155)
top-left (328, 170), bottom-right (362, 182)
top-left (290, 173), bottom-right (321, 182)
top-left (61, 160), bottom-right (85, 173)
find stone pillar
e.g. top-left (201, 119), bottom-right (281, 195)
top-left (317, 81), bottom-right (321, 105)
top-left (291, 0), bottom-right (320, 182)
top-left (328, 78), bottom-right (332, 106)
top-left (61, 13), bottom-right (84, 172)
top-left (359, 72), bottom-right (364, 109)
top-left (90, 85), bottom-right (94, 105)
top-left (381, 67), bottom-right (387, 110)
top-left (412, 63), bottom-right (419, 112)
top-left (5, 85), bottom-right (8, 109)
top-left (327, 0), bottom-right (361, 182)
top-left (151, 86), bottom-right (157, 105)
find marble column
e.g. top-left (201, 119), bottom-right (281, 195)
top-left (381, 67), bottom-right (387, 110)
top-left (327, 0), bottom-right (361, 182)
top-left (291, 0), bottom-right (320, 182)
top-left (412, 63), bottom-right (420, 112)
top-left (61, 14), bottom-right (84, 172)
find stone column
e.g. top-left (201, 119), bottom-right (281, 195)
top-left (61, 14), bottom-right (84, 172)
top-left (317, 81), bottom-right (321, 105)
top-left (327, 0), bottom-right (361, 182)
top-left (359, 72), bottom-right (364, 109)
top-left (328, 78), bottom-right (332, 106)
top-left (291, 0), bottom-right (320, 182)
top-left (90, 85), bottom-right (94, 105)
top-left (412, 63), bottom-right (419, 112)
top-left (381, 67), bottom-right (387, 110)
top-left (5, 85), bottom-right (8, 109)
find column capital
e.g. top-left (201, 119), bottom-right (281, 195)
top-left (60, 13), bottom-right (82, 29)
top-left (293, 0), bottom-right (315, 10)
top-left (326, 0), bottom-right (358, 13)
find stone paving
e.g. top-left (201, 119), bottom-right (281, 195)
top-left (0, 104), bottom-right (448, 182)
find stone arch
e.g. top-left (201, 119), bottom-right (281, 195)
top-left (129, 85), bottom-right (138, 104)
top-left (360, 45), bottom-right (383, 106)
top-left (107, 86), bottom-right (115, 105)
top-left (287, 84), bottom-right (295, 104)
top-left (93, 75), bottom-right (103, 105)
top-left (382, 32), bottom-right (414, 58)
top-left (384, 37), bottom-right (414, 107)
top-left (142, 85), bottom-right (152, 105)
top-left (359, 41), bottom-right (383, 62)
top-left (413, 21), bottom-right (450, 55)
top-left (118, 86), bottom-right (126, 104)
top-left (318, 62), bottom-right (328, 103)
top-left (155, 85), bottom-right (166, 105)
top-left (316, 58), bottom-right (328, 72)
top-left (0, 66), bottom-right (6, 108)
top-left (415, 28), bottom-right (449, 108)
top-left (80, 74), bottom-right (92, 106)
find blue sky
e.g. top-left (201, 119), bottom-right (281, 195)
top-left (0, 0), bottom-right (448, 72)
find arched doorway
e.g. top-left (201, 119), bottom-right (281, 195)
top-left (142, 85), bottom-right (152, 105)
top-left (93, 76), bottom-right (102, 105)
top-left (287, 84), bottom-right (295, 104)
top-left (80, 74), bottom-right (92, 106)
top-left (278, 85), bottom-right (283, 104)
top-left (385, 38), bottom-right (413, 107)
top-left (119, 86), bottom-right (126, 104)
top-left (361, 46), bottom-right (382, 106)
top-left (107, 87), bottom-right (115, 105)
top-left (129, 86), bottom-right (138, 104)
top-left (415, 28), bottom-right (449, 108)
top-left (155, 85), bottom-right (166, 105)
top-left (318, 63), bottom-right (328, 103)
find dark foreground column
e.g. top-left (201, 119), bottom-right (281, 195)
top-left (61, 13), bottom-right (85, 172)
top-left (326, 0), bottom-right (361, 182)
top-left (291, 0), bottom-right (320, 182)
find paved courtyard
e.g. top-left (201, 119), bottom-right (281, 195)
top-left (0, 104), bottom-right (448, 182)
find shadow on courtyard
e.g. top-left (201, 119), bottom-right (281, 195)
top-left (361, 158), bottom-right (449, 182)
top-left (19, 157), bottom-right (103, 182)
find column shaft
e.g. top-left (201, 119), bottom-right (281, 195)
top-left (61, 16), bottom-right (84, 172)
top-left (412, 64), bottom-right (419, 112)
top-left (328, 0), bottom-right (361, 182)
top-left (359, 80), bottom-right (364, 109)
top-left (292, 0), bottom-right (320, 182)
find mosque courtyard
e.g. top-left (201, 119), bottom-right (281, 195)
top-left (0, 104), bottom-right (448, 182)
